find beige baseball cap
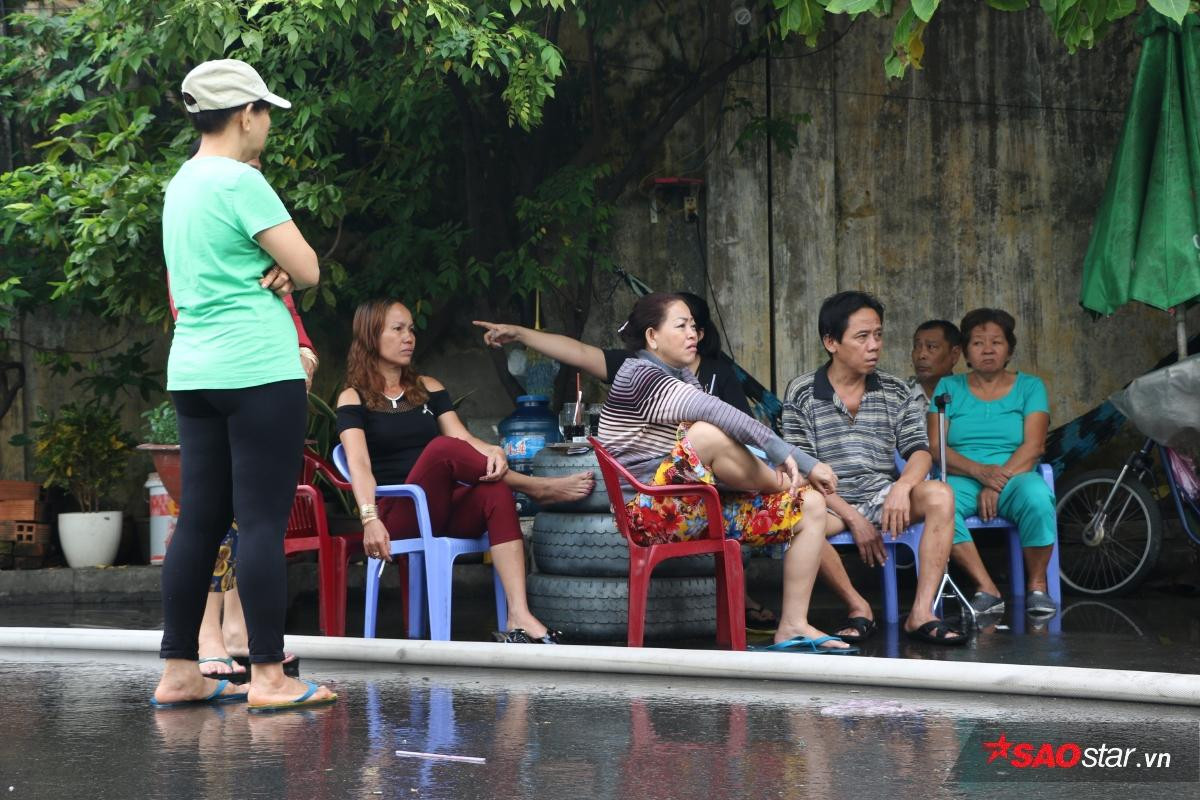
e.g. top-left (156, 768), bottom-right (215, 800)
top-left (181, 59), bottom-right (291, 113)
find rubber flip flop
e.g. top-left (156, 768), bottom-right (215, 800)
top-left (1025, 590), bottom-right (1058, 617)
top-left (150, 678), bottom-right (248, 709)
top-left (834, 616), bottom-right (877, 643)
top-left (968, 591), bottom-right (1005, 615)
top-left (751, 635), bottom-right (859, 655)
top-left (904, 619), bottom-right (968, 646)
top-left (198, 656), bottom-right (249, 684)
top-left (247, 680), bottom-right (337, 714)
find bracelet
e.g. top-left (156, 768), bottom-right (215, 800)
top-left (361, 513), bottom-right (379, 524)
top-left (359, 503), bottom-right (378, 519)
top-left (299, 347), bottom-right (319, 368)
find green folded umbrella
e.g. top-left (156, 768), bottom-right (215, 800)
top-left (1080, 9), bottom-right (1200, 354)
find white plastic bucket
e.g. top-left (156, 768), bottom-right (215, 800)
top-left (145, 473), bottom-right (178, 566)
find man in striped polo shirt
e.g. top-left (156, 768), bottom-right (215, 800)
top-left (782, 291), bottom-right (964, 645)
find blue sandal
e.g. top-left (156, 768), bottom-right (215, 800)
top-left (751, 635), bottom-right (859, 655)
top-left (247, 680), bottom-right (337, 713)
top-left (150, 678), bottom-right (248, 708)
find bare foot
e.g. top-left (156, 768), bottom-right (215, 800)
top-left (773, 622), bottom-right (853, 651)
top-left (834, 602), bottom-right (874, 639)
top-left (154, 663), bottom-right (246, 705)
top-left (247, 672), bottom-right (336, 708)
top-left (525, 472), bottom-right (595, 505)
top-left (198, 655), bottom-right (247, 678)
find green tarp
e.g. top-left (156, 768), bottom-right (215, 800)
top-left (1080, 10), bottom-right (1200, 316)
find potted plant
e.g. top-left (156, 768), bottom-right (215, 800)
top-left (25, 402), bottom-right (135, 567)
top-left (136, 400), bottom-right (181, 503)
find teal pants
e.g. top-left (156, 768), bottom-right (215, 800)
top-left (946, 471), bottom-right (1056, 547)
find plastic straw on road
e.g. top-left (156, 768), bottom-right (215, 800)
top-left (396, 750), bottom-right (486, 764)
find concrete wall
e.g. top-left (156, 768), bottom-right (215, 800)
top-left (595, 4), bottom-right (1200, 424)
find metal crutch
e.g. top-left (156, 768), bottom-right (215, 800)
top-left (932, 392), bottom-right (979, 629)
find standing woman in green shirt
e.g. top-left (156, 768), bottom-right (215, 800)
top-left (152, 60), bottom-right (334, 711)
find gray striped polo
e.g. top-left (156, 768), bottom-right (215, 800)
top-left (781, 365), bottom-right (929, 506)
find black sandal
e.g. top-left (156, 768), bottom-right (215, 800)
top-left (492, 628), bottom-right (563, 644)
top-left (745, 603), bottom-right (779, 633)
top-left (834, 616), bottom-right (877, 643)
top-left (904, 619), bottom-right (967, 646)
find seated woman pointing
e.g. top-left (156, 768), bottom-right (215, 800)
top-left (595, 293), bottom-right (850, 653)
top-left (337, 299), bottom-right (588, 643)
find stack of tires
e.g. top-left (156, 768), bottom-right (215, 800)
top-left (526, 445), bottom-right (717, 642)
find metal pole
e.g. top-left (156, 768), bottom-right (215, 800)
top-left (933, 393), bottom-right (977, 628)
top-left (1176, 312), bottom-right (1188, 363)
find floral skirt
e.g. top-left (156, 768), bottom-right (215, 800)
top-left (208, 526), bottom-right (238, 593)
top-left (625, 424), bottom-right (807, 547)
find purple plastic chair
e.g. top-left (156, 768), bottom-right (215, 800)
top-left (962, 464), bottom-right (1062, 610)
top-left (332, 444), bottom-right (507, 640)
top-left (827, 525), bottom-right (923, 625)
top-left (829, 459), bottom-right (1059, 625)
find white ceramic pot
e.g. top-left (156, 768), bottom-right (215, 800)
top-left (58, 511), bottom-right (123, 568)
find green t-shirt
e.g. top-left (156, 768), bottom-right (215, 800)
top-left (162, 157), bottom-right (303, 390)
top-left (931, 372), bottom-right (1050, 465)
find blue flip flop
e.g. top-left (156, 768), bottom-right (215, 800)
top-left (751, 635), bottom-right (859, 655)
top-left (150, 678), bottom-right (248, 708)
top-left (247, 680), bottom-right (337, 714)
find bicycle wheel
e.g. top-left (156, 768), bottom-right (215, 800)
top-left (1055, 469), bottom-right (1163, 596)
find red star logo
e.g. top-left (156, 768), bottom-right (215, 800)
top-left (983, 732), bottom-right (1013, 764)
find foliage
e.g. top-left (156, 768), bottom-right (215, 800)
top-left (13, 402), bottom-right (135, 512)
top-left (36, 339), bottom-right (163, 404)
top-left (306, 388), bottom-right (341, 465)
top-left (0, 0), bottom-right (577, 327)
top-left (140, 400), bottom-right (178, 445)
top-left (772, 0), bottom-right (1189, 77)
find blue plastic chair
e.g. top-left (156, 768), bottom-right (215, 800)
top-left (332, 444), bottom-right (508, 640)
top-left (828, 523), bottom-right (923, 625)
top-left (829, 462), bottom-right (1060, 624)
top-left (961, 463), bottom-right (1062, 610)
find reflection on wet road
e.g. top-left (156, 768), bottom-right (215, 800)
top-left (0, 656), bottom-right (1195, 800)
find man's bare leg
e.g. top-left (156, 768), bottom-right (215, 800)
top-left (905, 480), bottom-right (959, 638)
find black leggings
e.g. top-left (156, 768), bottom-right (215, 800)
top-left (159, 380), bottom-right (306, 664)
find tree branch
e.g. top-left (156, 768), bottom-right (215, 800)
top-left (600, 43), bottom-right (762, 204)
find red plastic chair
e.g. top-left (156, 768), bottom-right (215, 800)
top-left (588, 437), bottom-right (746, 650)
top-left (281, 451), bottom-right (373, 637)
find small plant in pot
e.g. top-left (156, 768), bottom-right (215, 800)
top-left (136, 400), bottom-right (182, 503)
top-left (24, 402), bottom-right (135, 568)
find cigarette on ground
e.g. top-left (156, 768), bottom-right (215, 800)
top-left (395, 750), bottom-right (486, 764)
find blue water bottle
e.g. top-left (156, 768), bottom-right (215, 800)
top-left (498, 395), bottom-right (561, 514)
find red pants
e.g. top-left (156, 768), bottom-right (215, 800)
top-left (377, 436), bottom-right (522, 546)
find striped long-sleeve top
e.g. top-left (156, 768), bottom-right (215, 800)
top-left (597, 351), bottom-right (818, 485)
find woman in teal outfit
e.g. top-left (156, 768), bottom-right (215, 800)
top-left (928, 308), bottom-right (1057, 618)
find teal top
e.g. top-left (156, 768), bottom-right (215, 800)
top-left (931, 372), bottom-right (1050, 465)
top-left (162, 157), bottom-right (302, 390)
